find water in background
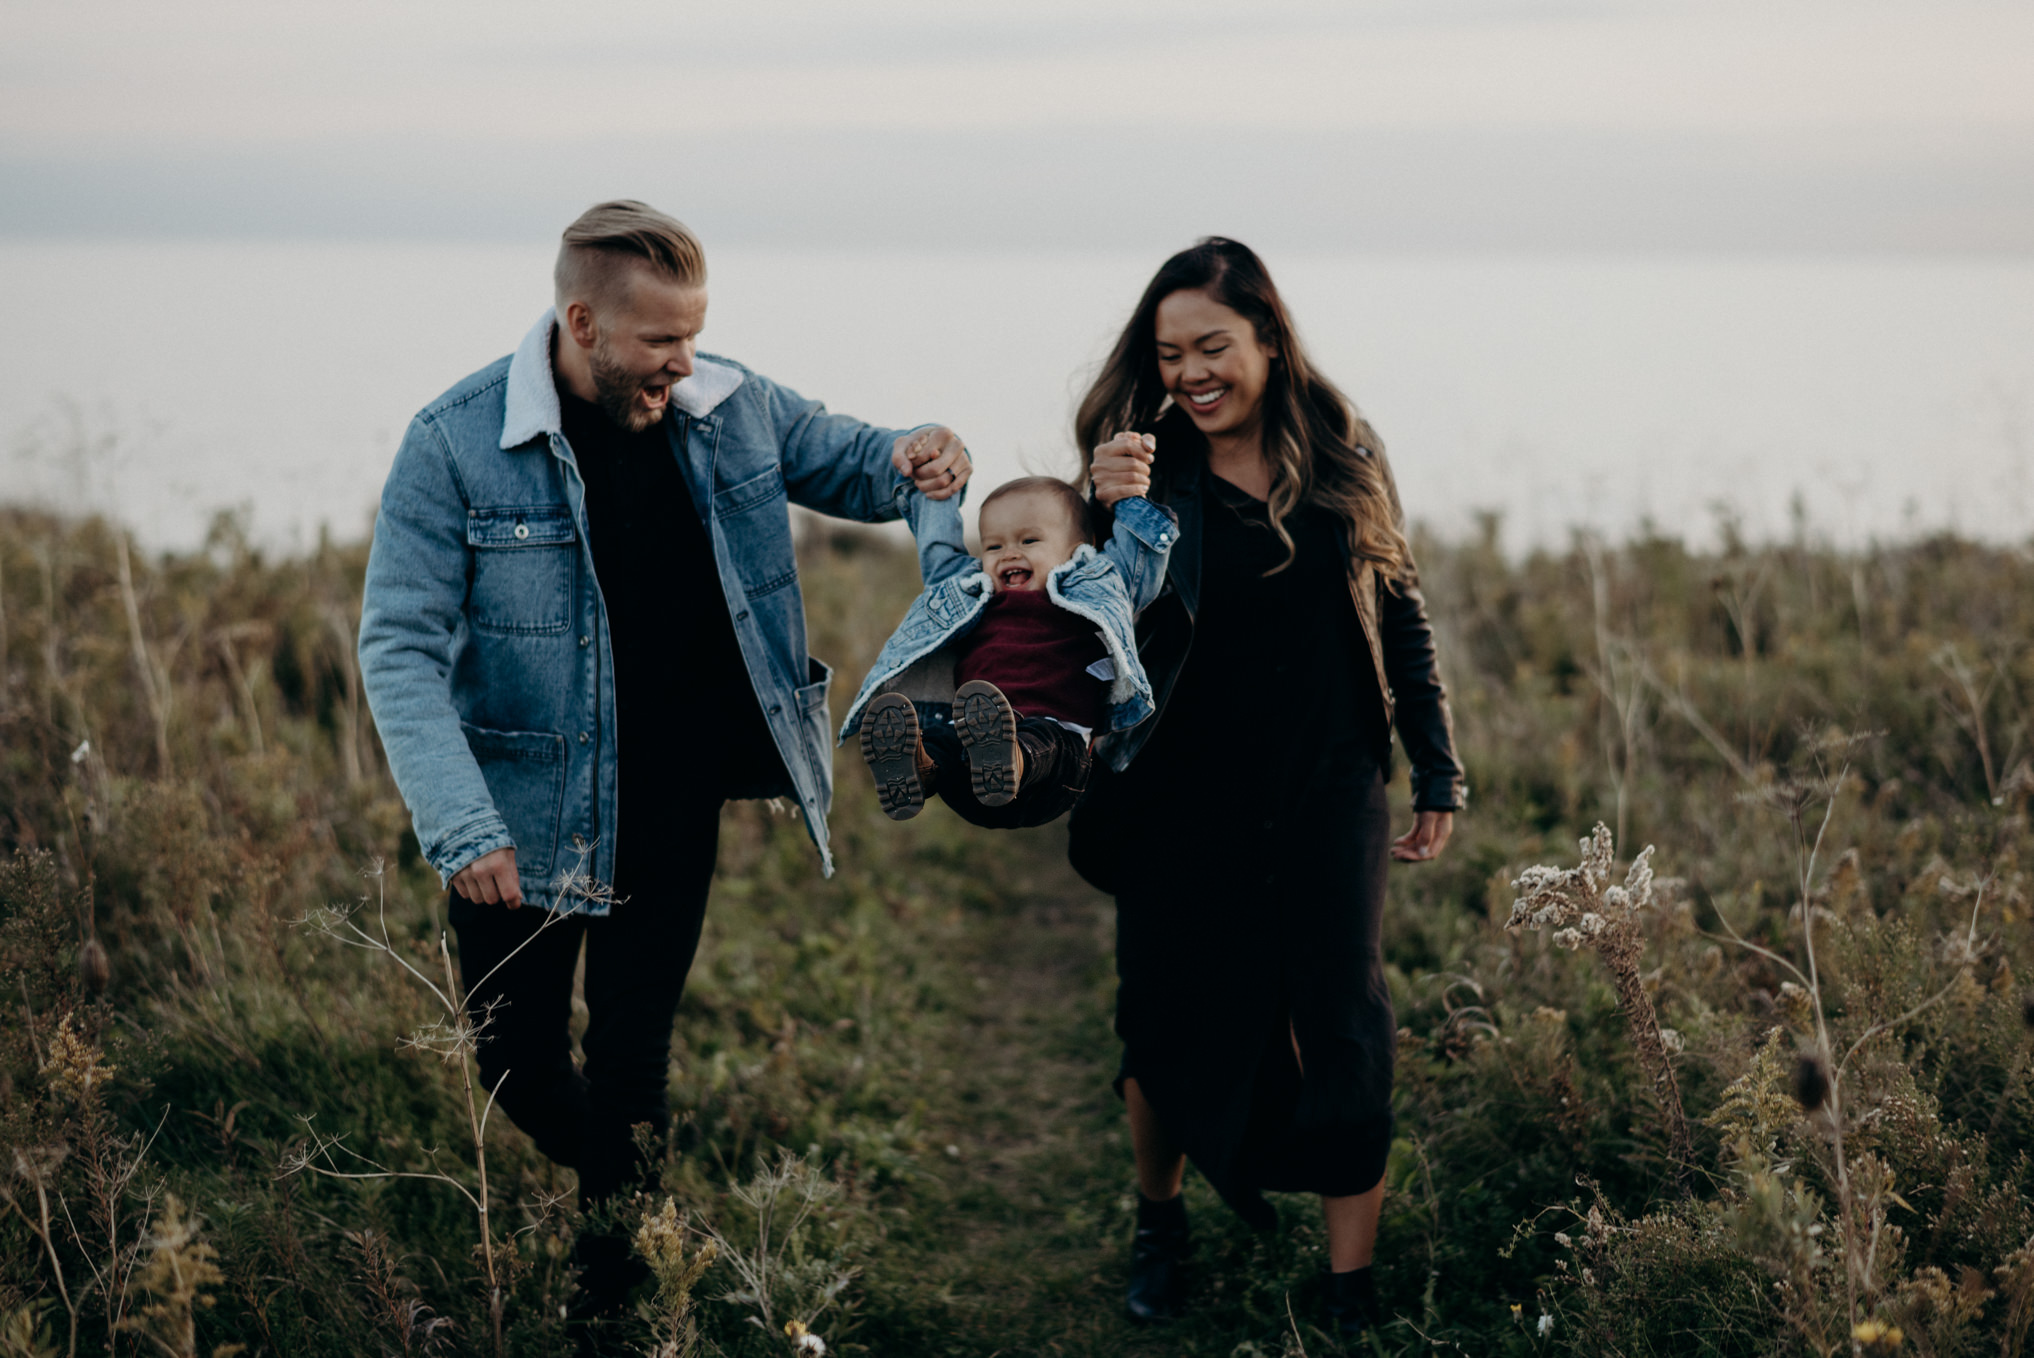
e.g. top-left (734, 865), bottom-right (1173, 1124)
top-left (3, 240), bottom-right (2030, 553)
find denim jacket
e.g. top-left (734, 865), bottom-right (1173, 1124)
top-left (360, 309), bottom-right (947, 910)
top-left (837, 492), bottom-right (1179, 742)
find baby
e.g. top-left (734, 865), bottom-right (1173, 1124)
top-left (838, 462), bottom-right (1176, 828)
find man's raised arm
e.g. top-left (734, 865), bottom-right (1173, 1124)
top-left (760, 374), bottom-right (973, 582)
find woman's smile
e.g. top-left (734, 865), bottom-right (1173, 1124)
top-left (1152, 288), bottom-right (1277, 440)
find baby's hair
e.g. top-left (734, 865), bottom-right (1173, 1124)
top-left (978, 476), bottom-right (1094, 543)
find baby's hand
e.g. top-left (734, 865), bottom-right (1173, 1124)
top-left (1090, 431), bottom-right (1155, 506)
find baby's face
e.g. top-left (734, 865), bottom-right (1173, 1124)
top-left (978, 490), bottom-right (1085, 592)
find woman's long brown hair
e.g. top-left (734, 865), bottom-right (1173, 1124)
top-left (1074, 237), bottom-right (1410, 581)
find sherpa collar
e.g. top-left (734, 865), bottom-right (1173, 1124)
top-left (498, 307), bottom-right (747, 450)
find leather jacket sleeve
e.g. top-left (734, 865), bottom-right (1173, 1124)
top-left (1379, 557), bottom-right (1468, 812)
top-left (1371, 446), bottom-right (1466, 811)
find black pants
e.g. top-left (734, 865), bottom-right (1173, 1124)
top-left (921, 710), bottom-right (1092, 829)
top-left (448, 793), bottom-right (721, 1208)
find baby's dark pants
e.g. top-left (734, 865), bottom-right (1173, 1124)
top-left (921, 709), bottom-right (1093, 829)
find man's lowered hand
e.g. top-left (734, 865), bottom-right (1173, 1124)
top-left (451, 846), bottom-right (523, 909)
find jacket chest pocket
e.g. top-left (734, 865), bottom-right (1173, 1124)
top-left (467, 506), bottom-right (577, 635)
top-left (712, 465), bottom-right (797, 599)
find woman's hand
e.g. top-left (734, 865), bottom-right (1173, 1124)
top-left (891, 427), bottom-right (973, 500)
top-left (1090, 431), bottom-right (1155, 506)
top-left (1390, 811), bottom-right (1453, 863)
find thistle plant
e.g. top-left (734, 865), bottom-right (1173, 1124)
top-left (1506, 823), bottom-right (1692, 1178)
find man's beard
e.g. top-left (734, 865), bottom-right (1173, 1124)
top-left (588, 338), bottom-right (666, 433)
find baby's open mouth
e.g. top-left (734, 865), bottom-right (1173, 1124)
top-left (998, 566), bottom-right (1033, 589)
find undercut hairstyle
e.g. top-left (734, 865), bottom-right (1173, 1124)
top-left (979, 476), bottom-right (1094, 544)
top-left (553, 199), bottom-right (707, 317)
top-left (1075, 236), bottom-right (1410, 583)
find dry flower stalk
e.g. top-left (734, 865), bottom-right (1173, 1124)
top-left (1507, 823), bottom-right (1692, 1179)
top-left (635, 1197), bottom-right (718, 1358)
top-left (118, 1195), bottom-right (244, 1358)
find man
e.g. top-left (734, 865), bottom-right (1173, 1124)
top-left (357, 200), bottom-right (970, 1330)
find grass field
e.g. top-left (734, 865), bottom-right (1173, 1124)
top-left (4, 505), bottom-right (2033, 1356)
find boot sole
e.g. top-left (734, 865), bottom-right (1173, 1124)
top-left (860, 694), bottom-right (924, 820)
top-left (954, 680), bottom-right (1020, 807)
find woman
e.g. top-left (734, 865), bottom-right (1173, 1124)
top-left (1068, 238), bottom-right (1465, 1338)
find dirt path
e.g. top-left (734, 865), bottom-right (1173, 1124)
top-left (887, 829), bottom-right (1328, 1358)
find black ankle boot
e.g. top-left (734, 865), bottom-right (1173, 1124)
top-left (1126, 1193), bottom-right (1190, 1323)
top-left (1323, 1265), bottom-right (1377, 1340)
top-left (567, 1231), bottom-right (648, 1356)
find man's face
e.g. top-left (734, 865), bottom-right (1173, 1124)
top-left (576, 270), bottom-right (708, 432)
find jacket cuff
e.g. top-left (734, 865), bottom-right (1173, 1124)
top-left (1411, 772), bottom-right (1467, 814)
top-left (428, 815), bottom-right (515, 886)
top-left (1108, 495), bottom-right (1179, 551)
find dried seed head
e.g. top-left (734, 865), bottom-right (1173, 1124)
top-left (79, 938), bottom-right (111, 994)
top-left (1792, 1052), bottom-right (1831, 1112)
top-left (1777, 981), bottom-right (1813, 1027)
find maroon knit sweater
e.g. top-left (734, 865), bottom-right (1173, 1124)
top-left (953, 589), bottom-right (1110, 731)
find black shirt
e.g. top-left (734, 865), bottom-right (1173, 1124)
top-left (1115, 472), bottom-right (1384, 825)
top-left (558, 389), bottom-right (784, 815)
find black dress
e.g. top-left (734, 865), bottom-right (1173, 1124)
top-left (1108, 474), bottom-right (1397, 1227)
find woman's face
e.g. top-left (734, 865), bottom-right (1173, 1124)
top-left (1153, 288), bottom-right (1277, 439)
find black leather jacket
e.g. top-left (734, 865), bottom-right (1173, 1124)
top-left (1094, 418), bottom-right (1467, 813)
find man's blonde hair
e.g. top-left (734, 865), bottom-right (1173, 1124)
top-left (554, 199), bottom-right (706, 316)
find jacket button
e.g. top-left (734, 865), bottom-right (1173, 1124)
top-left (578, 731), bottom-right (590, 744)
top-left (735, 610), bottom-right (749, 622)
top-left (579, 635), bottom-right (591, 646)
top-left (514, 523), bottom-right (530, 540)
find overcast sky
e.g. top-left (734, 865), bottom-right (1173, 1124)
top-left (5, 0), bottom-right (2033, 251)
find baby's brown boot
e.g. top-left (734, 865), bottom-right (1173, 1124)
top-left (954, 680), bottom-right (1024, 807)
top-left (861, 694), bottom-right (928, 820)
